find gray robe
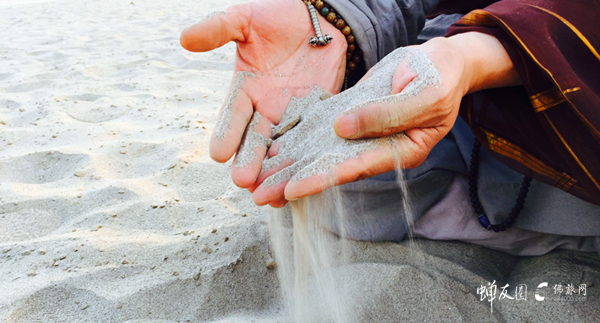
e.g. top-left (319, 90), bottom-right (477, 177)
top-left (320, 0), bottom-right (600, 255)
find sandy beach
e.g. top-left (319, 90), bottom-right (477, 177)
top-left (0, 0), bottom-right (280, 321)
top-left (1, 0), bottom-right (598, 322)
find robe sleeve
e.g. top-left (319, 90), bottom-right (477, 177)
top-left (446, 0), bottom-right (600, 206)
top-left (325, 0), bottom-right (439, 69)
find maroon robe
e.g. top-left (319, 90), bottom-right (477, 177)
top-left (441, 0), bottom-right (600, 206)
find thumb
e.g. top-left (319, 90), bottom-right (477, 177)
top-left (334, 61), bottom-right (423, 139)
top-left (333, 92), bottom-right (432, 140)
top-left (180, 5), bottom-right (249, 52)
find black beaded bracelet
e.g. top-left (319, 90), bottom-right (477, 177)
top-left (303, 0), bottom-right (363, 89)
top-left (469, 140), bottom-right (532, 232)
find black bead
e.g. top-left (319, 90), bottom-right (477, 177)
top-left (515, 204), bottom-right (524, 211)
top-left (471, 197), bottom-right (480, 204)
top-left (469, 191), bottom-right (477, 198)
top-left (471, 153), bottom-right (478, 159)
top-left (469, 170), bottom-right (476, 177)
top-left (518, 192), bottom-right (527, 199)
top-left (516, 197), bottom-right (525, 204)
top-left (475, 207), bottom-right (483, 214)
top-left (493, 226), bottom-right (500, 232)
top-left (519, 187), bottom-right (529, 194)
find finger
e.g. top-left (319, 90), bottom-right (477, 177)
top-left (250, 159), bottom-right (294, 205)
top-left (231, 112), bottom-right (273, 188)
top-left (267, 141), bottom-right (280, 158)
top-left (252, 154), bottom-right (315, 205)
top-left (180, 5), bottom-right (249, 52)
top-left (333, 86), bottom-right (439, 140)
top-left (254, 180), bottom-right (289, 206)
top-left (269, 199), bottom-right (289, 208)
top-left (284, 131), bottom-right (443, 200)
top-left (210, 72), bottom-right (255, 163)
top-left (284, 172), bottom-right (331, 201)
top-left (255, 157), bottom-right (294, 188)
top-left (284, 143), bottom-right (403, 200)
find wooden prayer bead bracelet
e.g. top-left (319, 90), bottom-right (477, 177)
top-left (303, 0), bottom-right (363, 89)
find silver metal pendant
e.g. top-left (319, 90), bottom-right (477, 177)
top-left (305, 1), bottom-right (332, 47)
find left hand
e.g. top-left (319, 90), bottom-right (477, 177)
top-left (180, 0), bottom-right (347, 207)
top-left (260, 32), bottom-right (521, 203)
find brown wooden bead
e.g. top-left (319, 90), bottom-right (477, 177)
top-left (348, 44), bottom-right (355, 52)
top-left (335, 19), bottom-right (345, 30)
top-left (346, 52), bottom-right (352, 61)
top-left (327, 12), bottom-right (336, 23)
top-left (346, 34), bottom-right (355, 44)
top-left (310, 0), bottom-right (317, 4)
top-left (341, 26), bottom-right (351, 36)
top-left (348, 61), bottom-right (356, 71)
top-left (352, 54), bottom-right (360, 64)
top-left (345, 69), bottom-right (350, 76)
top-left (314, 0), bottom-right (324, 10)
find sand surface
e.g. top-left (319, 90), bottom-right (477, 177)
top-left (1, 0), bottom-right (279, 321)
top-left (1, 0), bottom-right (598, 322)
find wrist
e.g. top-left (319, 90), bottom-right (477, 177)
top-left (446, 32), bottom-right (521, 94)
top-left (303, 0), bottom-right (363, 89)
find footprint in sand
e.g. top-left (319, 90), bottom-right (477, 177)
top-left (0, 151), bottom-right (90, 184)
top-left (64, 95), bottom-right (134, 123)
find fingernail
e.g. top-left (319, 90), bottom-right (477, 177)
top-left (337, 113), bottom-right (358, 138)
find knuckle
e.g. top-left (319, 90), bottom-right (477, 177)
top-left (381, 107), bottom-right (401, 134)
top-left (406, 153), bottom-right (428, 169)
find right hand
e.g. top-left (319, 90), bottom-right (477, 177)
top-left (180, 0), bottom-right (347, 206)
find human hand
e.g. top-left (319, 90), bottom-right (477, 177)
top-left (247, 47), bottom-right (439, 206)
top-left (180, 0), bottom-right (347, 202)
top-left (251, 32), bottom-right (520, 204)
